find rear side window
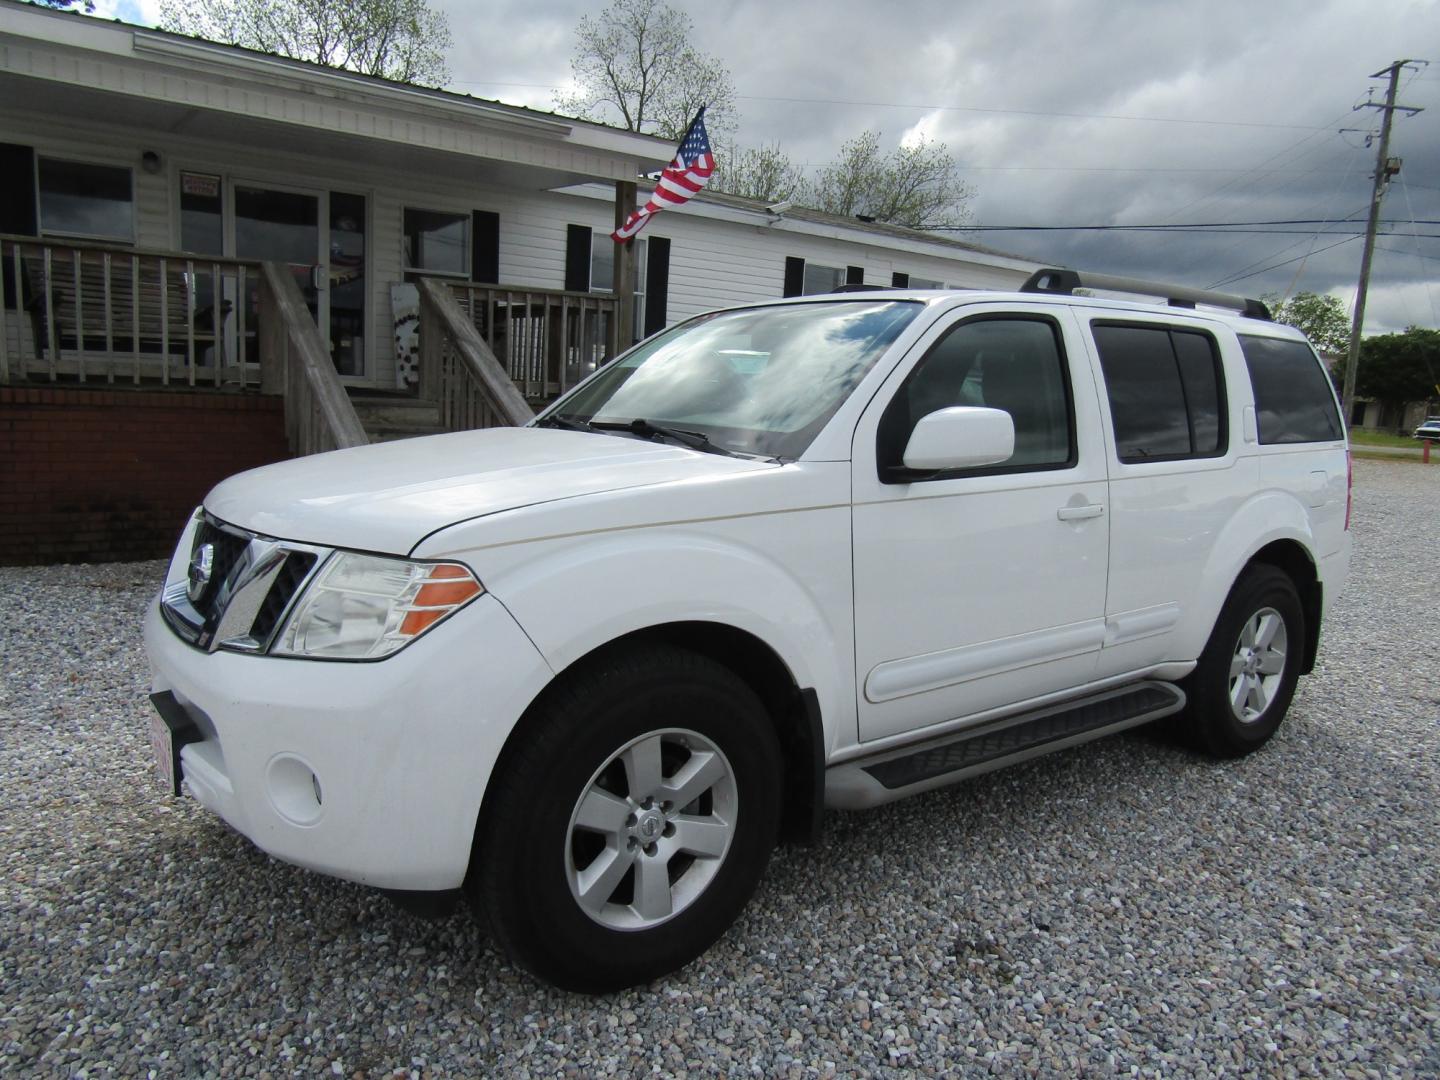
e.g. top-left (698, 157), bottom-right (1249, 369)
top-left (1092, 323), bottom-right (1227, 463)
top-left (1239, 335), bottom-right (1343, 444)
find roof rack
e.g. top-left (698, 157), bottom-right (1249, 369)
top-left (1020, 268), bottom-right (1272, 321)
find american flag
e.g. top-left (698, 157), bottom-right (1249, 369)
top-left (612, 108), bottom-right (715, 242)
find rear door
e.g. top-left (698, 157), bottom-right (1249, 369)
top-left (850, 303), bottom-right (1110, 743)
top-left (1082, 314), bottom-right (1249, 678)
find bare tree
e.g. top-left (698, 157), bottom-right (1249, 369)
top-left (806, 130), bottom-right (973, 230)
top-left (158, 0), bottom-right (451, 87)
top-left (555, 0), bottom-right (736, 142)
top-left (712, 143), bottom-right (805, 203)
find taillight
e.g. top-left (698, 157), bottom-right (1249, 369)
top-left (1344, 450), bottom-right (1353, 530)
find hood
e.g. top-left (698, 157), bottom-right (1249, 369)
top-left (205, 427), bottom-right (775, 554)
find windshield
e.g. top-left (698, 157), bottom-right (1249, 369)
top-left (542, 300), bottom-right (922, 459)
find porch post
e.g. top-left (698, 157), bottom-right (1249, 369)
top-left (613, 180), bottom-right (637, 354)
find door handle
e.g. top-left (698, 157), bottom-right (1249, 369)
top-left (1057, 503), bottom-right (1104, 521)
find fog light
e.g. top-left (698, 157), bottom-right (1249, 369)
top-left (266, 754), bottom-right (325, 826)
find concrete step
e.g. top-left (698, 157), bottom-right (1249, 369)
top-left (348, 392), bottom-right (444, 443)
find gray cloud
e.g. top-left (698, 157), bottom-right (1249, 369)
top-left (439, 0), bottom-right (1439, 331)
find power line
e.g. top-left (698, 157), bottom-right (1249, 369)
top-left (1209, 236), bottom-right (1361, 288)
top-left (923, 217), bottom-right (1438, 233)
top-left (446, 79), bottom-right (1332, 131)
top-left (729, 94), bottom-right (1330, 130)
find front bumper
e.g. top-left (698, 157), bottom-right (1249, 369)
top-left (144, 592), bottom-right (553, 891)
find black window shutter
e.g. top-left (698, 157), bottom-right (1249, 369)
top-left (782, 256), bottom-right (805, 297)
top-left (846, 265), bottom-right (864, 286)
top-left (0, 143), bottom-right (37, 237)
top-left (565, 224), bottom-right (592, 292)
top-left (891, 272), bottom-right (910, 288)
top-left (644, 236), bottom-right (670, 337)
top-left (471, 210), bottom-right (499, 284)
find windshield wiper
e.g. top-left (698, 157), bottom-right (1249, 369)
top-left (588, 417), bottom-right (740, 457)
top-left (533, 413), bottom-right (593, 432)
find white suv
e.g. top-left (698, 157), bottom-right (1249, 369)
top-left (145, 270), bottom-right (1351, 991)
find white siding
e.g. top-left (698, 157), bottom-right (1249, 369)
top-left (1, 106), bottom-right (1039, 387)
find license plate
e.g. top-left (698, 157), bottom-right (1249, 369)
top-left (148, 692), bottom-right (196, 797)
top-left (149, 709), bottom-right (179, 795)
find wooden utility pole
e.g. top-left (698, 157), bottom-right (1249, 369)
top-left (1341, 60), bottom-right (1424, 424)
top-left (613, 181), bottom-right (638, 356)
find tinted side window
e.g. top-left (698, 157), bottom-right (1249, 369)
top-left (877, 316), bottom-right (1074, 480)
top-left (1093, 323), bottom-right (1226, 462)
top-left (1239, 335), bottom-right (1343, 444)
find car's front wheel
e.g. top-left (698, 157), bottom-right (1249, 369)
top-left (471, 644), bottom-right (781, 992)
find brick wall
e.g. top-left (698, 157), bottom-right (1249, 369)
top-left (0, 387), bottom-right (290, 565)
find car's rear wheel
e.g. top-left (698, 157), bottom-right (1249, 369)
top-left (471, 644), bottom-right (781, 992)
top-left (1184, 564), bottom-right (1304, 757)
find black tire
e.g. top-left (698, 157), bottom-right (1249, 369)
top-left (470, 644), bottom-right (781, 992)
top-left (1184, 564), bottom-right (1305, 758)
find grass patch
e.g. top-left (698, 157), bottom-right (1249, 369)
top-left (1351, 429), bottom-right (1430, 449)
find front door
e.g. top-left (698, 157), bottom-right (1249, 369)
top-left (232, 184), bottom-right (369, 382)
top-left (850, 306), bottom-right (1111, 743)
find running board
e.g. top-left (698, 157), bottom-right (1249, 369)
top-left (825, 681), bottom-right (1185, 809)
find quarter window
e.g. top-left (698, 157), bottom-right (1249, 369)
top-left (1238, 335), bottom-right (1344, 444)
top-left (38, 158), bottom-right (133, 241)
top-left (1092, 323), bottom-right (1226, 463)
top-left (878, 316), bottom-right (1075, 479)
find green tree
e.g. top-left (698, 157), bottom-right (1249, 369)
top-left (33, 0), bottom-right (95, 10)
top-left (555, 0), bottom-right (737, 142)
top-left (1331, 327), bottom-right (1440, 406)
top-left (158, 0), bottom-right (451, 86)
top-left (1266, 291), bottom-right (1351, 355)
top-left (804, 130), bottom-right (973, 230)
top-left (712, 142), bottom-right (805, 203)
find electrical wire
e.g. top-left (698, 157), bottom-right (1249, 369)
top-left (1208, 236), bottom-right (1360, 288)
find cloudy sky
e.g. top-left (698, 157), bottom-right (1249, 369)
top-left (102, 0), bottom-right (1440, 334)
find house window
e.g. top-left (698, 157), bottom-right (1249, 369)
top-left (38, 158), bottom-right (133, 241)
top-left (910, 276), bottom-right (945, 289)
top-left (585, 231), bottom-right (648, 343)
top-left (179, 172), bottom-right (224, 255)
top-left (802, 262), bottom-right (845, 295)
top-left (403, 208), bottom-right (469, 276)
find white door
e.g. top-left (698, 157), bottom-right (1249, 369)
top-left (851, 306), bottom-right (1111, 743)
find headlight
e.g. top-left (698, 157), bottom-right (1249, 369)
top-left (273, 552), bottom-right (484, 660)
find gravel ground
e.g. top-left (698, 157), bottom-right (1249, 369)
top-left (3, 457), bottom-right (1439, 1079)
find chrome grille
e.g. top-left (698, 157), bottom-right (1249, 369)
top-left (160, 513), bottom-right (327, 653)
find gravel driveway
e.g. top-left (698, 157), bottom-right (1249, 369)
top-left (3, 458), bottom-right (1438, 1078)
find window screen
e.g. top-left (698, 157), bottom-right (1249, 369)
top-left (1093, 323), bottom-right (1226, 462)
top-left (1239, 335), bottom-right (1343, 444)
top-left (878, 316), bottom-right (1074, 478)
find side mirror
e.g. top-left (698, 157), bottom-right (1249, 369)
top-left (902, 406), bottom-right (1015, 472)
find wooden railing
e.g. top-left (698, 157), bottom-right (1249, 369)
top-left (443, 280), bottom-right (619, 406)
top-left (258, 263), bottom-right (368, 454)
top-left (416, 277), bottom-right (534, 431)
top-left (1, 234), bottom-right (261, 389)
top-left (0, 235), bottom-right (366, 454)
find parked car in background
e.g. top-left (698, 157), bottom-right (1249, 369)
top-left (1412, 416), bottom-right (1440, 441)
top-left (145, 269), bottom-right (1351, 992)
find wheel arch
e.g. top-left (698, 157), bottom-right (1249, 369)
top-left (1245, 538), bottom-right (1323, 675)
top-left (471, 620), bottom-right (826, 884)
